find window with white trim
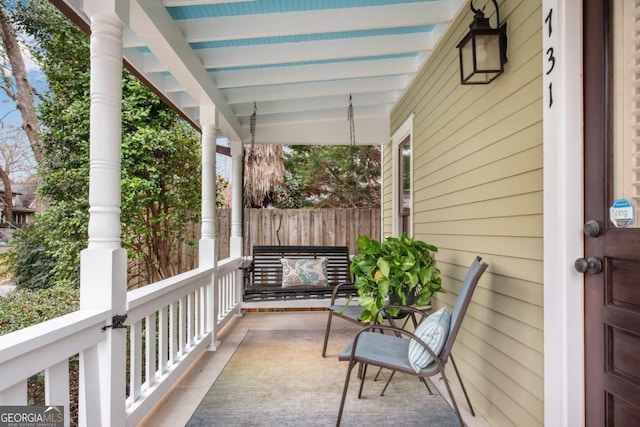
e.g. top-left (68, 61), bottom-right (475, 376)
top-left (392, 115), bottom-right (413, 236)
top-left (398, 136), bottom-right (411, 235)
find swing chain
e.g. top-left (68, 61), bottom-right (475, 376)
top-left (247, 101), bottom-right (257, 205)
top-left (348, 94), bottom-right (355, 147)
top-left (347, 94), bottom-right (356, 173)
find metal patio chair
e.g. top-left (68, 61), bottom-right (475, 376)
top-left (335, 256), bottom-right (488, 426)
top-left (321, 282), bottom-right (363, 358)
top-left (321, 282), bottom-right (429, 358)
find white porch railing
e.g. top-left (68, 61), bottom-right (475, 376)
top-left (125, 256), bottom-right (243, 425)
top-left (0, 308), bottom-right (111, 425)
top-left (0, 256), bottom-right (244, 427)
top-left (214, 257), bottom-right (244, 332)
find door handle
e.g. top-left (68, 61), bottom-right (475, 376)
top-left (574, 257), bottom-right (603, 275)
top-left (583, 220), bottom-right (603, 237)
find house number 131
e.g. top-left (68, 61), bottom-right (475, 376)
top-left (545, 8), bottom-right (555, 108)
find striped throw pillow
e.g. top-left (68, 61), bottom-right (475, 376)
top-left (408, 307), bottom-right (450, 373)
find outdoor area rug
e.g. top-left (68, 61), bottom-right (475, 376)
top-left (186, 328), bottom-right (460, 426)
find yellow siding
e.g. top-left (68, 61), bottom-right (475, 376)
top-left (382, 144), bottom-right (394, 236)
top-left (387, 0), bottom-right (543, 425)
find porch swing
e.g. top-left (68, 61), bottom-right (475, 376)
top-left (242, 97), bottom-right (358, 305)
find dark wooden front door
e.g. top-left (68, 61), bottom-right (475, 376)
top-left (584, 0), bottom-right (640, 424)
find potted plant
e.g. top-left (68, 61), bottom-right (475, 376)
top-left (350, 234), bottom-right (444, 322)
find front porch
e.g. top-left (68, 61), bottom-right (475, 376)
top-left (0, 264), bottom-right (491, 426)
top-left (138, 310), bottom-right (491, 427)
top-left (1, 0), bottom-right (590, 425)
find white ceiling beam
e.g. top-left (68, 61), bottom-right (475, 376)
top-left (222, 75), bottom-right (408, 105)
top-left (55, 0), bottom-right (458, 147)
top-left (197, 32), bottom-right (433, 69)
top-left (138, 54), bottom-right (167, 73)
top-left (129, 0), bottom-right (242, 138)
top-left (233, 91), bottom-right (400, 117)
top-left (123, 46), bottom-right (145, 71)
top-left (143, 73), bottom-right (184, 93)
top-left (134, 49), bottom-right (422, 90)
top-left (241, 104), bottom-right (391, 126)
top-left (178, 2), bottom-right (452, 42)
top-left (246, 115), bottom-right (390, 145)
top-left (212, 56), bottom-right (419, 89)
top-left (163, 0), bottom-right (255, 6)
top-left (123, 28), bottom-right (144, 48)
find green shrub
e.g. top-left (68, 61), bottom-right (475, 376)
top-left (0, 284), bottom-right (80, 426)
top-left (1, 224), bottom-right (61, 290)
top-left (0, 283), bottom-right (79, 335)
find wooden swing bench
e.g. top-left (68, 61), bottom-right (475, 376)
top-left (242, 245), bottom-right (356, 302)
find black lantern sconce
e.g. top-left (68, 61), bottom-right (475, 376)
top-left (456, 0), bottom-right (508, 85)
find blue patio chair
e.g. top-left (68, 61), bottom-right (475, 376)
top-left (335, 256), bottom-right (488, 426)
top-left (321, 282), bottom-right (363, 358)
top-left (322, 283), bottom-right (427, 358)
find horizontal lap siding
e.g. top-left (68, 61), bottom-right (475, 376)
top-left (388, 1), bottom-right (543, 426)
top-left (382, 148), bottom-right (394, 236)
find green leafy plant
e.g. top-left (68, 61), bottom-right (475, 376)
top-left (6, 1), bottom-right (208, 289)
top-left (350, 234), bottom-right (444, 322)
top-left (282, 145), bottom-right (381, 208)
top-left (0, 283), bottom-right (79, 335)
top-left (273, 176), bottom-right (311, 209)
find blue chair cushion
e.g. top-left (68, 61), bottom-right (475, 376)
top-left (408, 307), bottom-right (450, 373)
top-left (339, 332), bottom-right (413, 371)
top-left (328, 304), bottom-right (365, 319)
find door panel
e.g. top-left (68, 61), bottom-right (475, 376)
top-left (584, 0), bottom-right (640, 425)
top-left (609, 259), bottom-right (640, 309)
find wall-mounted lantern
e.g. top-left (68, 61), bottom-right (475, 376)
top-left (456, 0), bottom-right (508, 85)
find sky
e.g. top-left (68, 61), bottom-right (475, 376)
top-left (0, 70), bottom-right (46, 125)
top-left (0, 38), bottom-right (44, 184)
top-left (0, 36), bottom-right (45, 123)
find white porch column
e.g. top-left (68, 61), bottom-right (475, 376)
top-left (199, 105), bottom-right (220, 350)
top-left (199, 104), bottom-right (217, 268)
top-left (229, 140), bottom-right (244, 257)
top-left (79, 2), bottom-right (129, 427)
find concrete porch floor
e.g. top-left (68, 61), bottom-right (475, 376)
top-left (137, 311), bottom-right (490, 427)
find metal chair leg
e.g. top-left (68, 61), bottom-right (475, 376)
top-left (357, 362), bottom-right (366, 379)
top-left (450, 354), bottom-right (475, 416)
top-left (438, 368), bottom-right (465, 427)
top-left (380, 370), bottom-right (396, 396)
top-left (419, 377), bottom-right (433, 395)
top-left (322, 311), bottom-right (334, 357)
top-left (374, 366), bottom-right (384, 381)
top-left (337, 360), bottom-right (357, 427)
top-left (357, 363), bottom-right (368, 398)
top-left (377, 371), bottom-right (432, 397)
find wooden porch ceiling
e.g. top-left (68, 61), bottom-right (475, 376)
top-left (53, 0), bottom-right (465, 146)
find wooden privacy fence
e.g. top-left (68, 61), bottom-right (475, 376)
top-left (194, 208), bottom-right (381, 259)
top-left (127, 208), bottom-right (380, 288)
top-left (241, 208), bottom-right (380, 256)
